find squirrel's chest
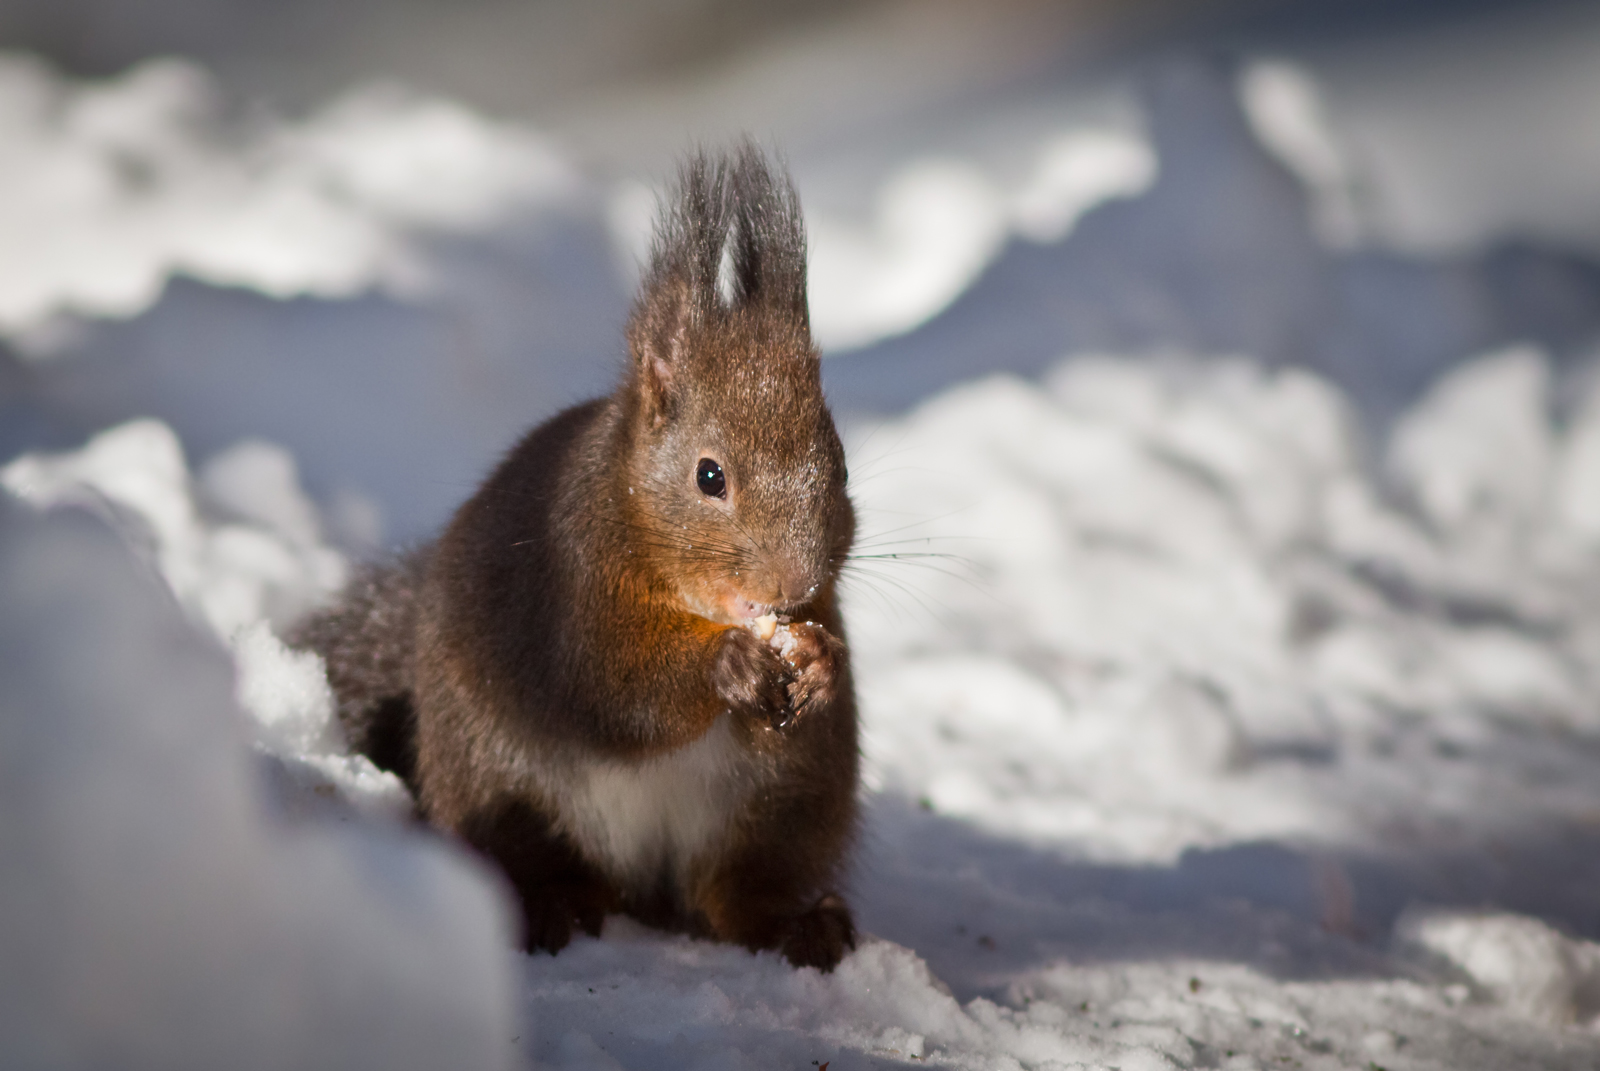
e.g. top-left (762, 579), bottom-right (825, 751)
top-left (540, 715), bottom-right (761, 890)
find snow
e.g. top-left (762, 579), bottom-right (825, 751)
top-left (1237, 61), bottom-right (1365, 250)
top-left (1296, 1), bottom-right (1600, 256)
top-left (804, 131), bottom-right (1155, 350)
top-left (2, 418), bottom-right (344, 637)
top-left (1395, 907), bottom-right (1600, 1027)
top-left (0, 52), bottom-right (575, 354)
top-left (607, 130), bottom-right (1154, 352)
top-left (846, 350), bottom-right (1600, 867)
top-left (5, 27), bottom-right (1600, 1071)
top-left (13, 345), bottom-right (1600, 1067)
top-left (0, 494), bottom-right (520, 1070)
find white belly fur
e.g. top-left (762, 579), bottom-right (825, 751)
top-left (539, 715), bottom-right (759, 894)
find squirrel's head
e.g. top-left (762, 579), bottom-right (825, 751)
top-left (621, 143), bottom-right (853, 625)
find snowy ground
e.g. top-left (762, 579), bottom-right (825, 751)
top-left (15, 349), bottom-right (1600, 1069)
top-left (7, 16), bottom-right (1600, 1071)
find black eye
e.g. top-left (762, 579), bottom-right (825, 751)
top-left (695, 457), bottom-right (726, 499)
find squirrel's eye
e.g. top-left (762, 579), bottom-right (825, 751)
top-left (695, 458), bottom-right (726, 499)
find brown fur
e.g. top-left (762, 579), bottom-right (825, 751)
top-left (294, 144), bottom-right (859, 971)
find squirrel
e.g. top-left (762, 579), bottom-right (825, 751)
top-left (291, 144), bottom-right (860, 971)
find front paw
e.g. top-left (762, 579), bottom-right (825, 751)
top-left (777, 621), bottom-right (845, 723)
top-left (711, 626), bottom-right (794, 729)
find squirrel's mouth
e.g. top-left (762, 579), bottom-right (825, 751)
top-left (727, 596), bottom-right (773, 623)
top-left (680, 573), bottom-right (817, 626)
top-left (684, 585), bottom-right (812, 627)
top-left (676, 581), bottom-right (772, 626)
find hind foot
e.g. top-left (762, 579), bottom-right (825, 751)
top-left (778, 894), bottom-right (856, 972)
top-left (520, 878), bottom-right (611, 955)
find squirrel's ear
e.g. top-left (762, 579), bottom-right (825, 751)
top-left (626, 273), bottom-right (694, 424)
top-left (627, 150), bottom-right (731, 425)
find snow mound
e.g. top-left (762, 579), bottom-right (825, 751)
top-left (848, 347), bottom-right (1600, 862)
top-left (1, 419), bottom-right (344, 634)
top-left (805, 132), bottom-right (1155, 350)
top-left (0, 494), bottom-right (519, 1070)
top-left (0, 53), bottom-right (576, 353)
top-left (2, 418), bottom-right (404, 815)
top-left (1238, 60), bottom-right (1365, 249)
top-left (1397, 908), bottom-right (1600, 1027)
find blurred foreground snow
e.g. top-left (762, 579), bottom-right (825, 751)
top-left (10, 346), bottom-right (1600, 1067)
top-left (0, 495), bottom-right (519, 1070)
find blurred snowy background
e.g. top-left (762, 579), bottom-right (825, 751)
top-left (8, 1), bottom-right (1600, 1068)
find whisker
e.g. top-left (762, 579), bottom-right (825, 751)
top-left (849, 507), bottom-right (975, 541)
top-left (839, 565), bottom-right (960, 623)
top-left (841, 553), bottom-right (994, 606)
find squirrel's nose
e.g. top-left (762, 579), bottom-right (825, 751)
top-left (777, 567), bottom-right (820, 609)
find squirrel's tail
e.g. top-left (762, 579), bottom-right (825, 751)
top-left (290, 552), bottom-right (428, 792)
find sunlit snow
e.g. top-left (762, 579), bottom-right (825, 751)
top-left (0, 53), bottom-right (575, 354)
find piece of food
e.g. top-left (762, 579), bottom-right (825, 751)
top-left (750, 612), bottom-right (779, 642)
top-left (771, 624), bottom-right (800, 663)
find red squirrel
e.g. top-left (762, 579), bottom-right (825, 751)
top-left (293, 145), bottom-right (859, 971)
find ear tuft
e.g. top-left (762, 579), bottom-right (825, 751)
top-left (625, 142), bottom-right (812, 422)
top-left (728, 139), bottom-right (809, 326)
